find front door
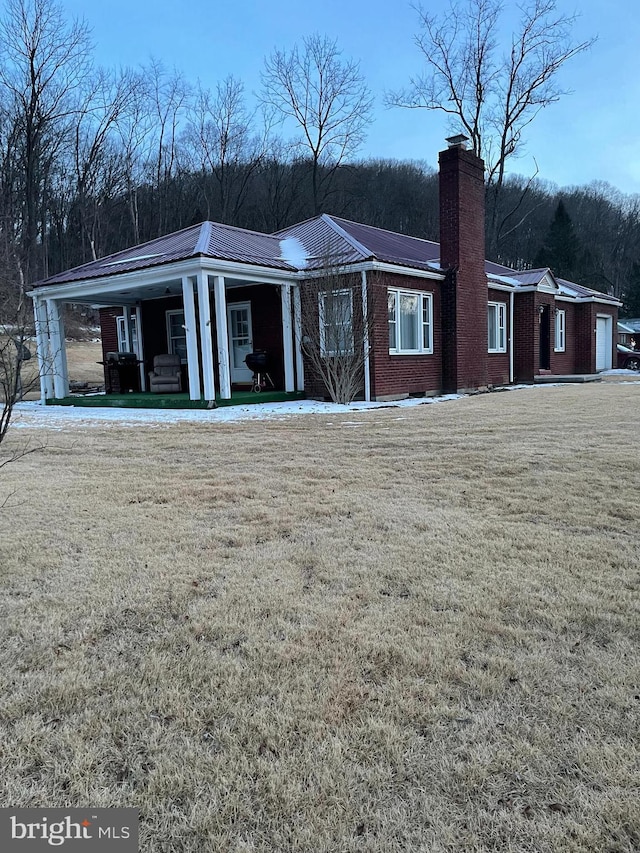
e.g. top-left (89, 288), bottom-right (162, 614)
top-left (539, 305), bottom-right (551, 370)
top-left (227, 302), bottom-right (254, 383)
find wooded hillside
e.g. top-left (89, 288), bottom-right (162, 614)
top-left (1, 0), bottom-right (639, 316)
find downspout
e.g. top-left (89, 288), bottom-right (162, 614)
top-left (361, 270), bottom-right (371, 402)
top-left (509, 290), bottom-right (514, 384)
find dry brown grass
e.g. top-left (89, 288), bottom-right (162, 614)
top-left (1, 338), bottom-right (104, 402)
top-left (0, 384), bottom-right (639, 852)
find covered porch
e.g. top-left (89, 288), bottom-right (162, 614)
top-left (31, 256), bottom-right (306, 406)
top-left (45, 389), bottom-right (305, 409)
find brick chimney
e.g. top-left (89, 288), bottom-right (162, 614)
top-left (439, 135), bottom-right (488, 392)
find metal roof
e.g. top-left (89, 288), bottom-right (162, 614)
top-left (33, 221), bottom-right (297, 287)
top-left (275, 214), bottom-right (443, 273)
top-left (619, 318), bottom-right (640, 332)
top-left (556, 277), bottom-right (619, 303)
top-left (31, 215), bottom-right (619, 306)
top-left (506, 269), bottom-right (551, 287)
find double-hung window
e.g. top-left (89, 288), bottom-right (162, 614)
top-left (388, 289), bottom-right (433, 354)
top-left (554, 309), bottom-right (566, 352)
top-left (116, 315), bottom-right (138, 353)
top-left (319, 289), bottom-right (354, 356)
top-left (488, 302), bottom-right (507, 353)
top-left (166, 310), bottom-right (188, 361)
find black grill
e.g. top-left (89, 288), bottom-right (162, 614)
top-left (244, 350), bottom-right (272, 372)
top-left (244, 350), bottom-right (275, 392)
top-left (103, 351), bottom-right (140, 393)
top-left (106, 351), bottom-right (138, 365)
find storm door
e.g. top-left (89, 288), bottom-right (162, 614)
top-left (227, 302), bottom-right (254, 383)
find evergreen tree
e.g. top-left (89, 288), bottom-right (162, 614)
top-left (623, 261), bottom-right (640, 318)
top-left (534, 200), bottom-right (581, 281)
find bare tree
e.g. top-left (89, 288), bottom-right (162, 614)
top-left (388, 0), bottom-right (594, 254)
top-left (298, 262), bottom-right (373, 404)
top-left (69, 67), bottom-right (140, 262)
top-left (183, 76), bottom-right (266, 224)
top-left (0, 0), bottom-right (92, 281)
top-left (144, 59), bottom-right (191, 235)
top-left (0, 251), bottom-right (41, 476)
top-left (261, 34), bottom-right (373, 215)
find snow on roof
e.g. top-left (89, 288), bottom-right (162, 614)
top-left (619, 318), bottom-right (640, 332)
top-left (556, 278), bottom-right (619, 303)
top-left (507, 268), bottom-right (551, 287)
top-left (278, 236), bottom-right (309, 269)
top-left (30, 215), bottom-right (620, 307)
top-left (274, 214), bottom-right (443, 274)
top-left (33, 221), bottom-right (297, 287)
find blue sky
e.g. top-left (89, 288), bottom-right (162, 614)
top-left (63, 0), bottom-right (640, 195)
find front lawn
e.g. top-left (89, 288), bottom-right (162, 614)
top-left (1, 384), bottom-right (638, 852)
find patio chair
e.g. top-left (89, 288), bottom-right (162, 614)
top-left (149, 353), bottom-right (182, 393)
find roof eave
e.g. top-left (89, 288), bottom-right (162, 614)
top-left (29, 256), bottom-right (299, 302)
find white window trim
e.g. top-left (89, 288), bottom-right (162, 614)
top-left (116, 315), bottom-right (138, 353)
top-left (166, 309), bottom-right (187, 362)
top-left (388, 288), bottom-right (433, 355)
top-left (319, 288), bottom-right (354, 357)
top-left (554, 308), bottom-right (566, 352)
top-left (488, 301), bottom-right (507, 353)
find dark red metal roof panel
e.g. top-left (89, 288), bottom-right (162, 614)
top-left (275, 214), bottom-right (443, 273)
top-left (33, 222), bottom-right (297, 287)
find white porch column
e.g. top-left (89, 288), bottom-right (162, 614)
top-left (281, 283), bottom-right (295, 392)
top-left (213, 275), bottom-right (231, 400)
top-left (46, 299), bottom-right (68, 399)
top-left (134, 305), bottom-right (146, 391)
top-left (292, 285), bottom-right (305, 392)
top-left (33, 296), bottom-right (53, 402)
top-left (181, 276), bottom-right (201, 401)
top-left (197, 272), bottom-right (216, 403)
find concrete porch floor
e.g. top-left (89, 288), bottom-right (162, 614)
top-left (45, 390), bottom-right (306, 409)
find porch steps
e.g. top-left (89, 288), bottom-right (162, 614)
top-left (533, 374), bottom-right (602, 384)
top-left (46, 390), bottom-right (306, 409)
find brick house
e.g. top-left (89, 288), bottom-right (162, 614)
top-left (30, 137), bottom-right (619, 404)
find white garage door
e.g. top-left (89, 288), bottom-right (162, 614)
top-left (595, 315), bottom-right (612, 371)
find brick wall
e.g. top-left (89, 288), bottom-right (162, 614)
top-left (513, 293), bottom-right (535, 382)
top-left (369, 271), bottom-right (442, 399)
top-left (511, 293), bottom-right (618, 380)
top-left (99, 308), bottom-right (119, 360)
top-left (574, 303), bottom-right (618, 373)
top-left (98, 308), bottom-right (120, 391)
top-left (299, 273), bottom-right (366, 400)
top-left (439, 143), bottom-right (488, 391)
top-left (487, 287), bottom-right (510, 386)
top-left (550, 302), bottom-right (576, 374)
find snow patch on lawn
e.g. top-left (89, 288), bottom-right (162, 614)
top-left (10, 393), bottom-right (465, 429)
top-left (9, 379), bottom-right (639, 432)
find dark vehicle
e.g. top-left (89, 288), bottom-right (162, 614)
top-left (617, 344), bottom-right (640, 371)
